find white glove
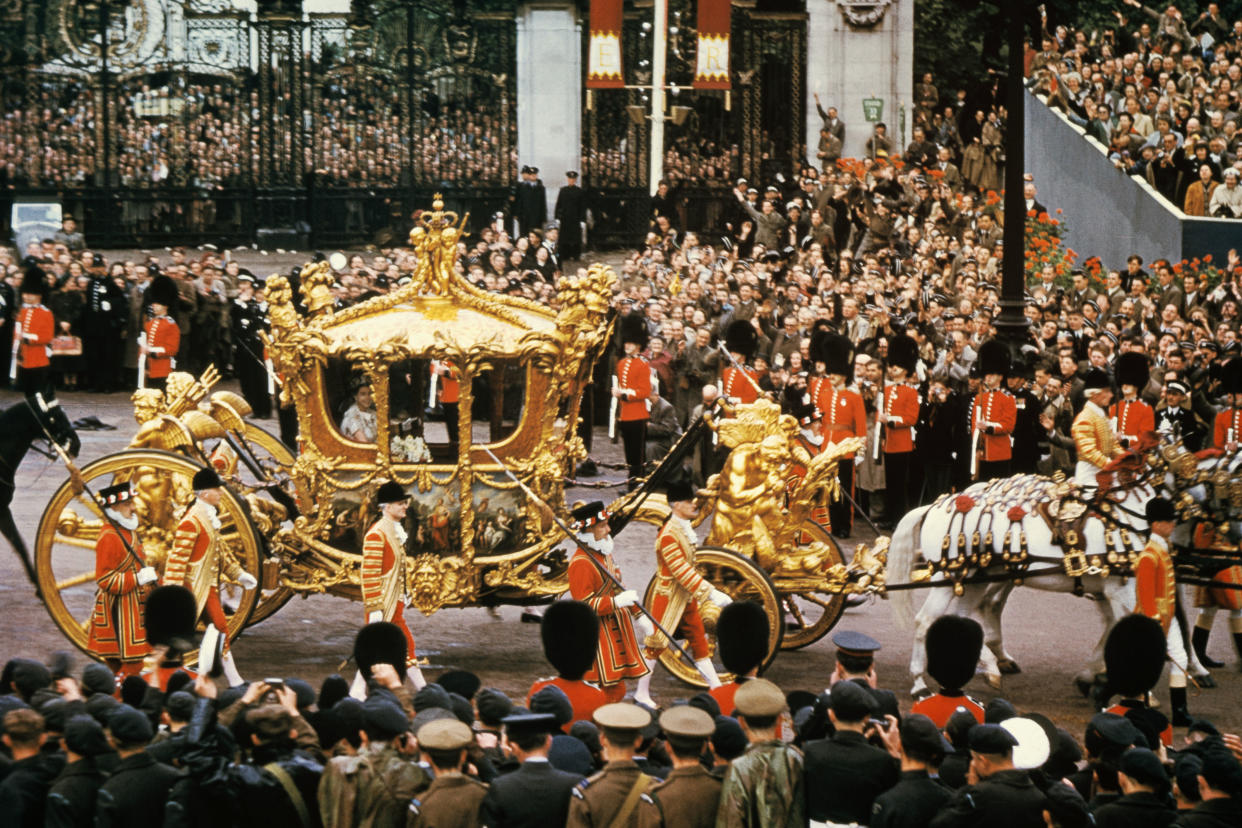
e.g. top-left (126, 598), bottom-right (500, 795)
top-left (615, 590), bottom-right (640, 608)
top-left (634, 614), bottom-right (655, 641)
top-left (709, 589), bottom-right (733, 607)
top-left (238, 572), bottom-right (258, 591)
top-left (854, 453), bottom-right (864, 466)
top-left (137, 567), bottom-right (158, 586)
top-left (367, 610), bottom-right (383, 624)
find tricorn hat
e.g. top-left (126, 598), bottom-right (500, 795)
top-left (144, 586), bottom-right (200, 654)
top-left (1116, 352), bottom-right (1151, 390)
top-left (148, 274), bottom-right (179, 310)
top-left (192, 466), bottom-right (223, 492)
top-left (1144, 496), bottom-right (1176, 523)
top-left (353, 621), bottom-right (409, 679)
top-left (724, 320), bottom-right (759, 361)
top-left (619, 313), bottom-right (650, 349)
top-left (1105, 614), bottom-right (1167, 698)
top-left (376, 481), bottom-right (408, 505)
top-left (716, 601), bottom-right (769, 677)
top-left (20, 265), bottom-right (47, 299)
top-left (570, 501), bottom-right (609, 531)
top-left (540, 601), bottom-right (600, 681)
top-left (888, 334), bottom-right (919, 375)
top-left (977, 339), bottom-right (1011, 377)
top-left (926, 615), bottom-right (984, 693)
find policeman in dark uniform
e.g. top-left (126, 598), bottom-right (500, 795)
top-left (568, 703), bottom-right (656, 827)
top-left (870, 714), bottom-right (953, 828)
top-left (81, 254), bottom-right (128, 392)
top-left (931, 724), bottom-right (1049, 827)
top-left (481, 713), bottom-right (582, 828)
top-left (831, 630), bottom-right (901, 720)
top-left (554, 171), bottom-right (587, 262)
top-left (1007, 353), bottom-right (1042, 474)
top-left (803, 681), bottom-right (900, 825)
top-left (636, 706), bottom-right (721, 828)
top-left (46, 714), bottom-right (111, 828)
top-left (96, 704), bottom-right (182, 826)
top-left (1155, 379), bottom-right (1205, 451)
top-left (231, 274), bottom-right (272, 418)
top-left (410, 719), bottom-right (488, 828)
top-left (512, 166), bottom-right (547, 239)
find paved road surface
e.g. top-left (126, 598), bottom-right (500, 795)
top-left (1, 384), bottom-right (1238, 735)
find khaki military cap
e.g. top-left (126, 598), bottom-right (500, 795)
top-left (734, 679), bottom-right (786, 717)
top-left (593, 702), bottom-right (652, 731)
top-left (659, 705), bottom-right (715, 739)
top-left (417, 718), bottom-right (474, 751)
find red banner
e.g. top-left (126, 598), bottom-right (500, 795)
top-left (587, 0), bottom-right (624, 89)
top-left (694, 0), bottom-right (731, 90)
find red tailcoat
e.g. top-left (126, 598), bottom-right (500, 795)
top-left (1111, 398), bottom-right (1155, 446)
top-left (88, 524), bottom-right (151, 661)
top-left (15, 304), bottom-right (54, 370)
top-left (646, 520), bottom-right (713, 660)
top-left (881, 384), bottom-right (919, 453)
top-left (972, 389), bottom-right (1017, 462)
top-left (568, 547), bottom-right (648, 686)
top-left (164, 501), bottom-right (243, 634)
top-left (144, 315), bottom-right (180, 379)
top-left (362, 517), bottom-right (416, 662)
top-left (722, 366), bottom-right (759, 404)
top-left (1135, 536), bottom-right (1176, 633)
top-left (616, 356), bottom-right (652, 421)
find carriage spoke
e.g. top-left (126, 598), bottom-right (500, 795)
top-left (54, 535), bottom-right (98, 551)
top-left (56, 570), bottom-right (97, 590)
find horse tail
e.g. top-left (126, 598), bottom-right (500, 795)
top-left (887, 504), bottom-right (930, 630)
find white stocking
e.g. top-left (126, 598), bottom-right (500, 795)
top-left (220, 651), bottom-right (245, 688)
top-left (634, 658), bottom-right (659, 707)
top-left (349, 670), bottom-right (368, 700)
top-left (406, 663), bottom-right (427, 690)
top-left (694, 658), bottom-right (722, 689)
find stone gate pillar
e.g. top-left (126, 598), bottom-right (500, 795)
top-left (805, 0), bottom-right (913, 162)
top-left (516, 3), bottom-right (582, 217)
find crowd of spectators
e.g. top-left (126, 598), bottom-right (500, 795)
top-left (1032, 1), bottom-right (1242, 217)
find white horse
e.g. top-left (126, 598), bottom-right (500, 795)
top-left (887, 448), bottom-right (1213, 697)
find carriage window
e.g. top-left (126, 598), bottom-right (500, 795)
top-left (325, 359), bottom-right (378, 446)
top-left (472, 362), bottom-right (525, 445)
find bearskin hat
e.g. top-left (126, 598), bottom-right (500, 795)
top-left (148, 274), bottom-right (179, 310)
top-left (926, 615), bottom-right (984, 692)
top-left (977, 339), bottom-right (1011, 377)
top-left (724, 320), bottom-right (759, 361)
top-left (1104, 614), bottom-right (1168, 698)
top-left (822, 332), bottom-right (853, 378)
top-left (20, 265), bottom-right (47, 300)
top-left (1116, 352), bottom-right (1151, 390)
top-left (809, 328), bottom-right (832, 367)
top-left (353, 621), bottom-right (409, 680)
top-left (540, 601), bottom-right (600, 681)
top-left (782, 385), bottom-right (817, 425)
top-left (619, 314), bottom-right (650, 349)
top-left (1223, 358), bottom-right (1242, 396)
top-left (716, 601), bottom-right (770, 677)
top-left (144, 586), bottom-right (199, 653)
top-left (888, 334), bottom-right (919, 375)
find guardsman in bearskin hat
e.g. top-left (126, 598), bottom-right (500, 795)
top-left (1212, 358), bottom-right (1242, 451)
top-left (358, 481), bottom-right (427, 693)
top-left (710, 600), bottom-right (770, 715)
top-left (879, 334), bottom-right (920, 528)
top-left (142, 274), bottom-right (180, 391)
top-left (816, 332), bottom-right (865, 537)
top-left (1072, 368), bottom-right (1122, 487)
top-left (634, 477), bottom-right (733, 707)
top-left (806, 325), bottom-right (834, 415)
top-left (142, 584), bottom-right (201, 689)
top-left (1110, 352), bottom-right (1155, 451)
top-left (350, 620), bottom-right (409, 699)
top-left (721, 319), bottom-right (761, 405)
top-left (88, 482), bottom-right (158, 678)
top-left (614, 315), bottom-right (654, 491)
top-left (1100, 614), bottom-right (1177, 744)
top-left (971, 339), bottom-right (1017, 481)
top-left (162, 466), bottom-right (257, 687)
top-left (564, 502), bottom-right (649, 704)
top-left (528, 600), bottom-right (610, 723)
top-left (12, 264), bottom-right (55, 400)
top-left (911, 615), bottom-right (985, 728)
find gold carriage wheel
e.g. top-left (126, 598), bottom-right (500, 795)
top-left (642, 545), bottom-right (784, 689)
top-left (34, 449), bottom-right (264, 662)
top-left (237, 423), bottom-right (296, 626)
top-left (779, 518), bottom-right (848, 650)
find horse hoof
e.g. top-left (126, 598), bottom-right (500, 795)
top-left (1073, 675), bottom-right (1095, 698)
top-left (985, 673), bottom-right (1003, 690)
top-left (997, 658), bottom-right (1022, 675)
top-left (1196, 674), bottom-right (1217, 689)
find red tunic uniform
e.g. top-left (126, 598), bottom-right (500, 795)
top-left (1134, 535), bottom-right (1176, 633)
top-left (88, 524), bottom-right (151, 663)
top-left (144, 315), bottom-right (180, 380)
top-left (433, 361), bottom-right (459, 404)
top-left (722, 366), bottom-right (760, 404)
top-left (568, 547), bottom-right (648, 688)
top-left (646, 519), bottom-right (713, 660)
top-left (972, 389), bottom-right (1017, 462)
top-left (817, 384), bottom-right (867, 458)
top-left (911, 692), bottom-right (985, 729)
top-left (616, 356), bottom-right (653, 421)
top-left (15, 304), bottom-right (54, 370)
top-left (1111, 398), bottom-right (1155, 448)
top-left (527, 676), bottom-right (609, 725)
top-left (164, 501), bottom-right (245, 637)
top-left (710, 680), bottom-right (746, 716)
top-left (881, 384), bottom-right (919, 453)
top-left (1213, 407), bottom-right (1242, 449)
top-left (362, 517), bottom-right (416, 663)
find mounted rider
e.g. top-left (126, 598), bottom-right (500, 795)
top-left (1071, 368), bottom-right (1123, 487)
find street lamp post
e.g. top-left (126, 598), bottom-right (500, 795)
top-left (995, 1), bottom-right (1030, 348)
